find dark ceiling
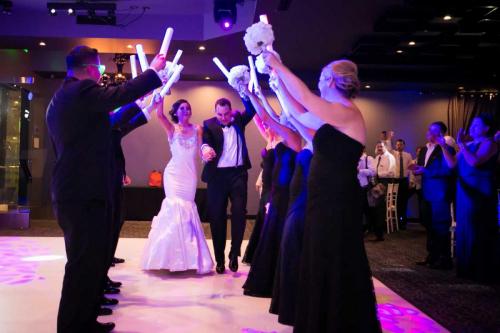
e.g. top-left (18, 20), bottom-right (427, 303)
top-left (1, 0), bottom-right (499, 91)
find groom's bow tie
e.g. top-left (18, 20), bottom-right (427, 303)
top-left (220, 123), bottom-right (232, 129)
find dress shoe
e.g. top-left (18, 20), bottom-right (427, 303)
top-left (101, 296), bottom-right (119, 306)
top-left (98, 307), bottom-right (113, 316)
top-left (371, 236), bottom-right (384, 242)
top-left (229, 257), bottom-right (238, 272)
top-left (112, 257), bottom-right (125, 264)
top-left (215, 263), bottom-right (225, 274)
top-left (103, 286), bottom-right (120, 295)
top-left (415, 260), bottom-right (429, 266)
top-left (93, 321), bottom-right (115, 333)
top-left (106, 277), bottom-right (122, 288)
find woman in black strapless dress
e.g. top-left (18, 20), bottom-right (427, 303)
top-left (263, 54), bottom-right (381, 332)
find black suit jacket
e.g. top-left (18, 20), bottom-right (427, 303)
top-left (201, 97), bottom-right (256, 183)
top-left (46, 69), bottom-right (161, 203)
top-left (417, 144), bottom-right (455, 202)
top-left (109, 103), bottom-right (148, 190)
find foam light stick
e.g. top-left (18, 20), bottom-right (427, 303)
top-left (135, 44), bottom-right (149, 72)
top-left (248, 55), bottom-right (259, 92)
top-left (129, 55), bottom-right (138, 78)
top-left (159, 64), bottom-right (184, 97)
top-left (167, 49), bottom-right (183, 76)
top-left (159, 27), bottom-right (174, 55)
top-left (212, 57), bottom-right (230, 79)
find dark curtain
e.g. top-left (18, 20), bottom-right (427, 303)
top-left (447, 93), bottom-right (499, 138)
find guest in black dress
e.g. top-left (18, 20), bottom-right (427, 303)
top-left (263, 53), bottom-right (381, 332)
top-left (243, 87), bottom-right (302, 297)
top-left (243, 116), bottom-right (279, 264)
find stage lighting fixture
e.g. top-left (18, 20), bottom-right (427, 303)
top-left (47, 2), bottom-right (117, 25)
top-left (1, 0), bottom-right (12, 15)
top-left (214, 0), bottom-right (237, 31)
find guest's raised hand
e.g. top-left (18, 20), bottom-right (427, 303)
top-left (149, 54), bottom-right (167, 72)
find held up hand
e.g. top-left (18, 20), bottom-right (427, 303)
top-left (149, 54), bottom-right (167, 72)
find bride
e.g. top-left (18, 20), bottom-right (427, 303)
top-left (141, 94), bottom-right (214, 274)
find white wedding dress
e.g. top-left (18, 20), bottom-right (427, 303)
top-left (141, 125), bottom-right (214, 274)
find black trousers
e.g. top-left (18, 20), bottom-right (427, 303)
top-left (421, 199), bottom-right (452, 262)
top-left (55, 199), bottom-right (112, 333)
top-left (207, 167), bottom-right (248, 264)
top-left (105, 185), bottom-right (125, 276)
top-left (394, 177), bottom-right (409, 227)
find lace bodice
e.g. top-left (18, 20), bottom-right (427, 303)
top-left (168, 125), bottom-right (198, 151)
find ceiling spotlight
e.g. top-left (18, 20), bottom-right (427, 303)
top-left (396, 49), bottom-right (403, 54)
top-left (49, 7), bottom-right (57, 15)
top-left (365, 85), bottom-right (371, 89)
top-left (126, 44), bottom-right (133, 49)
top-left (198, 45), bottom-right (206, 51)
top-left (67, 8), bottom-right (74, 15)
top-left (214, 0), bottom-right (237, 31)
top-left (458, 86), bottom-right (464, 90)
top-left (1, 0), bottom-right (12, 15)
top-left (443, 15), bottom-right (452, 21)
top-left (205, 76), bottom-right (211, 80)
top-left (39, 41), bottom-right (46, 46)
top-left (408, 41), bottom-right (416, 46)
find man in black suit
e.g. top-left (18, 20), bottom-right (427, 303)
top-left (201, 97), bottom-right (256, 274)
top-left (46, 45), bottom-right (164, 333)
top-left (412, 121), bottom-right (456, 270)
top-left (102, 100), bottom-right (158, 298)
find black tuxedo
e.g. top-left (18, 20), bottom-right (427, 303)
top-left (108, 103), bottom-right (148, 270)
top-left (202, 97), bottom-right (256, 264)
top-left (417, 144), bottom-right (456, 264)
top-left (46, 69), bottom-right (161, 333)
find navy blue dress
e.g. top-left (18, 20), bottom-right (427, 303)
top-left (455, 141), bottom-right (499, 283)
top-left (243, 142), bottom-right (296, 297)
top-left (270, 148), bottom-right (313, 325)
top-left (243, 148), bottom-right (275, 264)
top-left (294, 124), bottom-right (381, 333)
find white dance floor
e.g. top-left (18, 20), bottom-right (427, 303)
top-left (0, 237), bottom-right (448, 333)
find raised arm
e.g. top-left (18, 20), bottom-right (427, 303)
top-left (263, 51), bottom-right (352, 127)
top-left (155, 95), bottom-right (175, 140)
top-left (246, 90), bottom-right (302, 152)
top-left (252, 114), bottom-right (270, 142)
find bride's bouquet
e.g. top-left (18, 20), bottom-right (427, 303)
top-left (228, 65), bottom-right (251, 96)
top-left (243, 21), bottom-right (275, 55)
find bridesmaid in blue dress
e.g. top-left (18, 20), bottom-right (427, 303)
top-left (440, 114), bottom-right (499, 284)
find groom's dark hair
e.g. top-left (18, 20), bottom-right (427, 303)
top-left (215, 98), bottom-right (231, 110)
top-left (66, 46), bottom-right (98, 70)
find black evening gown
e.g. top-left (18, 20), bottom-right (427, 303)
top-left (243, 142), bottom-right (296, 297)
top-left (294, 124), bottom-right (381, 333)
top-left (270, 148), bottom-right (313, 325)
top-left (243, 148), bottom-right (275, 264)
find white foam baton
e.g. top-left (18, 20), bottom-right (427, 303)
top-left (259, 14), bottom-right (274, 52)
top-left (167, 49), bottom-right (183, 76)
top-left (159, 64), bottom-right (184, 98)
top-left (135, 44), bottom-right (149, 72)
top-left (212, 57), bottom-right (230, 79)
top-left (159, 27), bottom-right (174, 56)
top-left (247, 55), bottom-right (259, 93)
top-left (129, 55), bottom-right (138, 78)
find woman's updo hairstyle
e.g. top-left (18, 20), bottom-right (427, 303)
top-left (323, 59), bottom-right (360, 99)
top-left (169, 99), bottom-right (189, 124)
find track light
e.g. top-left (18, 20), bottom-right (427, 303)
top-left (214, 0), bottom-right (237, 31)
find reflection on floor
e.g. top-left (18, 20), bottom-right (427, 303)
top-left (0, 237), bottom-right (448, 333)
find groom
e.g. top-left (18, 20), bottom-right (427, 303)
top-left (201, 96), bottom-right (256, 274)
